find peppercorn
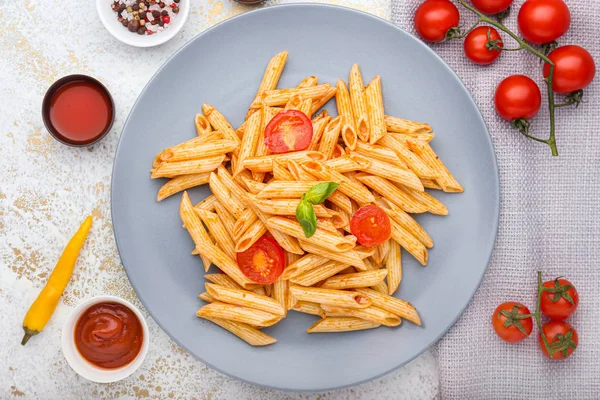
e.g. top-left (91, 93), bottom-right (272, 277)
top-left (158, 1), bottom-right (165, 8)
top-left (119, 3), bottom-right (126, 11)
top-left (161, 10), bottom-right (168, 16)
top-left (140, 19), bottom-right (146, 26)
top-left (162, 15), bottom-right (171, 24)
top-left (139, 11), bottom-right (146, 19)
top-left (118, 16), bottom-right (124, 22)
top-left (150, 0), bottom-right (156, 4)
top-left (152, 10), bottom-right (160, 18)
top-left (126, 6), bottom-right (133, 12)
top-left (174, 0), bottom-right (180, 3)
top-left (139, 2), bottom-right (145, 8)
top-left (128, 19), bottom-right (140, 32)
top-left (111, 3), bottom-right (119, 11)
top-left (122, 19), bottom-right (129, 27)
top-left (172, 6), bottom-right (179, 13)
top-left (137, 26), bottom-right (146, 35)
top-left (151, 19), bottom-right (158, 25)
top-left (133, 10), bottom-right (139, 16)
top-left (144, 1), bottom-right (150, 6)
top-left (158, 20), bottom-right (164, 27)
top-left (132, 3), bottom-right (139, 11)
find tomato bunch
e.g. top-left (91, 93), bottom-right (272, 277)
top-left (492, 276), bottom-right (579, 360)
top-left (413, 0), bottom-right (595, 153)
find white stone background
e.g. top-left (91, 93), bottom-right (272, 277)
top-left (0, 0), bottom-right (439, 398)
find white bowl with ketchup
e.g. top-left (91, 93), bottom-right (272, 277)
top-left (62, 295), bottom-right (149, 383)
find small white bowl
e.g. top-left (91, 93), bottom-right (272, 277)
top-left (96, 0), bottom-right (189, 48)
top-left (62, 295), bottom-right (149, 383)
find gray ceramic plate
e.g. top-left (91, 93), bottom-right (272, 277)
top-left (112, 4), bottom-right (499, 392)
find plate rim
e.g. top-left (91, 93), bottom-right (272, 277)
top-left (111, 3), bottom-right (500, 392)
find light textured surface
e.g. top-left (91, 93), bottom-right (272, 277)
top-left (0, 0), bottom-right (440, 399)
top-left (391, 1), bottom-right (600, 399)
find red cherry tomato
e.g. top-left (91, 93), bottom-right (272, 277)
top-left (236, 235), bottom-right (285, 284)
top-left (518, 0), bottom-right (570, 44)
top-left (349, 205), bottom-right (391, 247)
top-left (414, 0), bottom-right (460, 43)
top-left (471, 0), bottom-right (513, 14)
top-left (264, 110), bottom-right (313, 154)
top-left (539, 320), bottom-right (578, 360)
top-left (540, 278), bottom-right (579, 320)
top-left (491, 302), bottom-right (533, 343)
top-left (464, 26), bottom-right (503, 65)
top-left (494, 75), bottom-right (541, 121)
top-left (543, 45), bottom-right (596, 94)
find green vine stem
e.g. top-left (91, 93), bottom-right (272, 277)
top-left (455, 0), bottom-right (559, 156)
top-left (535, 270), bottom-right (553, 355)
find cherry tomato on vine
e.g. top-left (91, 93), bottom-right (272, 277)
top-left (494, 75), bottom-right (541, 121)
top-left (539, 320), bottom-right (578, 360)
top-left (471, 0), bottom-right (513, 15)
top-left (540, 278), bottom-right (579, 320)
top-left (464, 26), bottom-right (503, 65)
top-left (543, 45), bottom-right (596, 94)
top-left (414, 0), bottom-right (460, 43)
top-left (518, 0), bottom-right (570, 45)
top-left (492, 302), bottom-right (533, 343)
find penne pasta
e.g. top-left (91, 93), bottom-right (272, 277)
top-left (232, 207), bottom-right (259, 241)
top-left (308, 111), bottom-right (332, 151)
top-left (320, 304), bottom-right (401, 327)
top-left (198, 292), bottom-right (214, 303)
top-left (390, 224), bottom-right (428, 266)
top-left (290, 260), bottom-right (350, 287)
top-left (366, 76), bottom-right (386, 144)
top-left (195, 240), bottom-right (259, 289)
top-left (349, 64), bottom-right (370, 142)
top-left (180, 192), bottom-right (213, 271)
top-left (289, 286), bottom-right (372, 309)
top-left (336, 80), bottom-right (357, 151)
top-left (209, 172), bottom-right (245, 218)
top-left (195, 209), bottom-right (236, 260)
top-left (354, 288), bottom-right (421, 326)
top-left (243, 151), bottom-right (326, 173)
top-left (296, 75), bottom-right (318, 89)
top-left (257, 180), bottom-right (327, 199)
top-left (299, 240), bottom-right (367, 271)
top-left (262, 84), bottom-right (333, 107)
top-left (151, 154), bottom-right (225, 179)
top-left (235, 218), bottom-right (268, 253)
top-left (201, 316), bottom-right (277, 346)
top-left (386, 240), bottom-right (402, 296)
top-left (384, 208), bottom-right (433, 248)
top-left (157, 173), bottom-right (210, 202)
top-left (206, 283), bottom-right (285, 316)
top-left (272, 160), bottom-right (295, 181)
top-left (385, 115), bottom-right (433, 135)
top-left (378, 134), bottom-right (438, 179)
top-left (248, 50), bottom-right (288, 114)
top-left (195, 194), bottom-right (218, 211)
top-left (240, 176), bottom-right (267, 195)
top-left (281, 253), bottom-right (329, 280)
top-left (213, 201), bottom-right (236, 239)
top-left (310, 85), bottom-right (338, 116)
top-left (195, 113), bottom-right (213, 136)
top-left (234, 107), bottom-right (263, 177)
top-left (205, 273), bottom-right (242, 289)
top-left (301, 161), bottom-right (375, 205)
top-left (317, 116), bottom-right (343, 160)
top-left (354, 141), bottom-right (401, 165)
top-left (272, 277), bottom-right (289, 315)
top-left (291, 301), bottom-right (325, 318)
top-left (362, 156), bottom-right (424, 191)
top-left (398, 184), bottom-right (447, 216)
top-left (405, 139), bottom-right (463, 193)
top-left (355, 174), bottom-right (428, 214)
top-left (202, 103), bottom-right (241, 146)
top-left (252, 106), bottom-right (281, 182)
top-left (253, 198), bottom-right (333, 218)
top-left (247, 202), bottom-right (304, 255)
top-left (197, 302), bottom-right (280, 328)
top-left (159, 139), bottom-right (239, 163)
top-left (307, 317), bottom-right (380, 333)
top-left (320, 269), bottom-right (388, 290)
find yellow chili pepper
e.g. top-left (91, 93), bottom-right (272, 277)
top-left (21, 215), bottom-right (93, 345)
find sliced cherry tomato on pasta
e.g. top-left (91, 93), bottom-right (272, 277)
top-left (264, 110), bottom-right (313, 154)
top-left (349, 205), bottom-right (391, 247)
top-left (236, 235), bottom-right (285, 284)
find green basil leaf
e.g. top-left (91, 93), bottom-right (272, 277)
top-left (304, 182), bottom-right (340, 205)
top-left (296, 200), bottom-right (317, 238)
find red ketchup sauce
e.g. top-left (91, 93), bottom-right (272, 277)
top-left (48, 80), bottom-right (112, 144)
top-left (74, 302), bottom-right (143, 369)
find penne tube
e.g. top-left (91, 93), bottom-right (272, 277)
top-left (329, 203), bottom-right (350, 230)
top-left (202, 103), bottom-right (241, 146)
top-left (202, 316), bottom-right (277, 346)
top-left (332, 144), bottom-right (345, 159)
top-left (342, 127), bottom-right (358, 151)
top-left (197, 302), bottom-right (280, 328)
top-left (151, 154), bottom-right (225, 179)
top-left (281, 253), bottom-right (329, 280)
top-left (384, 208), bottom-right (433, 248)
top-left (243, 151), bottom-right (326, 173)
top-left (209, 172), bottom-right (245, 218)
top-left (336, 80), bottom-right (357, 151)
top-left (252, 106), bottom-right (281, 182)
top-left (290, 260), bottom-right (350, 287)
top-left (195, 113), bottom-right (212, 137)
top-left (206, 283), bottom-right (285, 316)
top-left (310, 85), bottom-right (338, 115)
top-left (257, 180), bottom-right (327, 199)
top-left (355, 174), bottom-right (428, 213)
top-left (320, 269), bottom-right (388, 290)
top-left (180, 192), bottom-right (213, 271)
top-left (390, 224), bottom-right (428, 266)
top-left (354, 141), bottom-right (401, 165)
top-left (248, 50), bottom-right (288, 113)
top-left (291, 301), bottom-right (325, 318)
top-left (234, 107), bottom-right (263, 177)
top-left (272, 160), bottom-right (295, 181)
top-left (320, 304), bottom-right (401, 327)
top-left (198, 292), bottom-right (214, 303)
top-left (385, 115), bottom-right (433, 135)
top-left (266, 217), bottom-right (356, 253)
top-left (214, 201), bottom-right (236, 239)
top-left (307, 317), bottom-right (379, 333)
top-left (195, 209), bottom-right (236, 260)
top-left (349, 64), bottom-right (370, 142)
top-left (157, 173), bottom-right (210, 202)
top-left (298, 98), bottom-right (313, 116)
top-left (378, 134), bottom-right (438, 179)
top-left (235, 219), bottom-right (268, 252)
top-left (398, 184), bottom-right (447, 216)
top-left (247, 202), bottom-right (304, 255)
top-left (362, 258), bottom-right (389, 295)
top-left (373, 240), bottom-right (390, 266)
top-left (217, 165), bottom-right (252, 206)
top-left (195, 194), bottom-right (218, 211)
top-left (272, 277), bottom-right (289, 315)
top-left (317, 116), bottom-right (343, 160)
top-left (388, 131), bottom-right (436, 143)
top-left (366, 76), bottom-right (386, 144)
top-left (362, 156), bottom-right (424, 191)
top-left (284, 94), bottom-right (303, 110)
top-left (262, 84), bottom-right (333, 107)
top-left (299, 241), bottom-right (367, 271)
top-left (205, 273), bottom-right (242, 289)
top-left (296, 75), bottom-right (318, 89)
top-left (420, 178), bottom-right (443, 190)
top-left (232, 207), bottom-right (259, 241)
top-left (354, 288), bottom-right (421, 326)
top-left (159, 139), bottom-right (239, 163)
top-left (195, 240), bottom-right (259, 289)
top-left (386, 240), bottom-right (402, 295)
top-left (316, 218), bottom-right (340, 235)
top-left (253, 198), bottom-right (333, 218)
top-left (354, 245), bottom-right (377, 260)
top-left (289, 286), bottom-right (371, 309)
top-left (308, 111), bottom-right (332, 151)
top-left (240, 176), bottom-right (267, 194)
top-left (326, 190), bottom-right (354, 215)
top-left (301, 161), bottom-right (375, 205)
top-left (285, 251), bottom-right (302, 266)
top-left (405, 139), bottom-right (463, 192)
top-left (154, 131), bottom-right (223, 166)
